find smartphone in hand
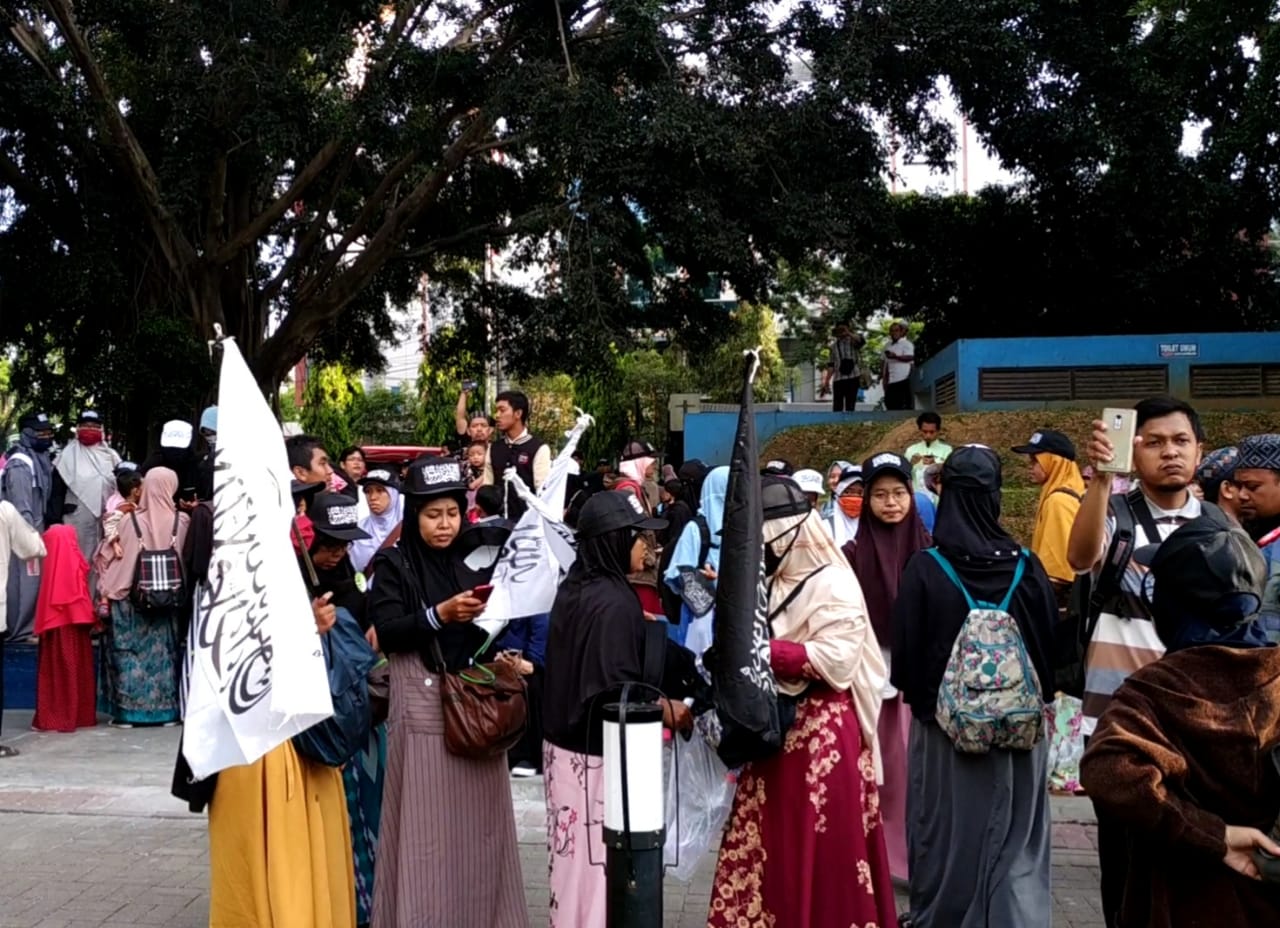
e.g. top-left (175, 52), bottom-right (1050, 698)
top-left (471, 583), bottom-right (494, 603)
top-left (1097, 408), bottom-right (1137, 474)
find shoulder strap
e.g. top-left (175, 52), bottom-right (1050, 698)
top-left (1050, 487), bottom-right (1082, 502)
top-left (997, 551), bottom-right (1029, 612)
top-left (696, 515), bottom-right (712, 567)
top-left (1125, 487), bottom-right (1160, 544)
top-left (767, 565), bottom-right (828, 627)
top-left (130, 511), bottom-right (143, 541)
top-left (170, 511), bottom-right (180, 546)
top-left (925, 548), bottom-right (976, 611)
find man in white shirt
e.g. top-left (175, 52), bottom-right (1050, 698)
top-left (882, 320), bottom-right (914, 410)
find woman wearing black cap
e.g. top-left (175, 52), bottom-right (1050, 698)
top-left (890, 445), bottom-right (1056, 927)
top-left (542, 491), bottom-right (700, 927)
top-left (844, 451), bottom-right (931, 886)
top-left (706, 477), bottom-right (897, 928)
top-left (367, 456), bottom-right (526, 928)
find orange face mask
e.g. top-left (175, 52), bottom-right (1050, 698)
top-left (838, 496), bottom-right (863, 519)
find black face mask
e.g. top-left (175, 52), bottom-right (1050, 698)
top-left (763, 521), bottom-right (803, 579)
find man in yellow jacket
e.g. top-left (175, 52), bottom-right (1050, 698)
top-left (1013, 429), bottom-right (1086, 604)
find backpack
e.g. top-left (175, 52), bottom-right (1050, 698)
top-left (292, 606), bottom-right (378, 767)
top-left (674, 515), bottom-right (715, 617)
top-left (129, 511), bottom-right (186, 613)
top-left (927, 548), bottom-right (1044, 754)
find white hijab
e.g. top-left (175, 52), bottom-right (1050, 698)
top-left (350, 486), bottom-right (403, 572)
top-left (829, 472), bottom-right (862, 547)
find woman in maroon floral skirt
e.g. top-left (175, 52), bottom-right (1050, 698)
top-left (707, 480), bottom-right (898, 928)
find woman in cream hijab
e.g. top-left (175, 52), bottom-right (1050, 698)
top-left (706, 477), bottom-right (897, 928)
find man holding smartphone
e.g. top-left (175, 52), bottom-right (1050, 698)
top-left (1068, 395), bottom-right (1206, 928)
top-left (454, 382), bottom-right (494, 451)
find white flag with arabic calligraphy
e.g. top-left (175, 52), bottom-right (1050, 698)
top-left (182, 337), bottom-right (333, 780)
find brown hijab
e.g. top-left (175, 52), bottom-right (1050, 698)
top-left (845, 471), bottom-right (932, 647)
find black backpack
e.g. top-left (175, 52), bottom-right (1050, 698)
top-left (129, 512), bottom-right (186, 613)
top-left (1054, 488), bottom-right (1220, 696)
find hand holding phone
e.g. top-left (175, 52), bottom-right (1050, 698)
top-left (1095, 408), bottom-right (1137, 474)
top-left (471, 583), bottom-right (494, 603)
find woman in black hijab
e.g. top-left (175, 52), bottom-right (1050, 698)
top-left (543, 492), bottom-right (700, 927)
top-left (367, 456), bottom-right (527, 928)
top-left (889, 445), bottom-right (1057, 928)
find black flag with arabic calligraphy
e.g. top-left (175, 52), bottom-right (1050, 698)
top-left (709, 349), bottom-right (781, 768)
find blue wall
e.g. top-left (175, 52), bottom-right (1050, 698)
top-left (684, 406), bottom-right (909, 466)
top-left (914, 332), bottom-right (1280, 411)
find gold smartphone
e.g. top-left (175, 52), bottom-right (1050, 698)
top-left (1097, 407), bottom-right (1137, 473)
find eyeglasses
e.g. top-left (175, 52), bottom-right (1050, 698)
top-left (870, 487), bottom-right (911, 503)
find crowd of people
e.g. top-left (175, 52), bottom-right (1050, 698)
top-left (4, 387), bottom-right (1280, 927)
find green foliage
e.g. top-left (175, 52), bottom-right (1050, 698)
top-left (520, 373), bottom-right (577, 447)
top-left (300, 363), bottom-right (362, 458)
top-left (413, 328), bottom-right (479, 448)
top-left (618, 349), bottom-right (697, 448)
top-left (571, 355), bottom-right (631, 467)
top-left (350, 388), bottom-right (418, 447)
top-left (695, 304), bottom-right (786, 404)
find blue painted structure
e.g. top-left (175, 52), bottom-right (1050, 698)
top-left (913, 332), bottom-right (1280, 412)
top-left (682, 332), bottom-right (1280, 465)
top-left (684, 404), bottom-right (909, 466)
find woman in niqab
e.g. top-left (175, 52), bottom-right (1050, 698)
top-left (890, 445), bottom-right (1056, 927)
top-left (707, 477), bottom-right (897, 928)
top-left (542, 492), bottom-right (699, 927)
top-left (368, 457), bottom-right (527, 928)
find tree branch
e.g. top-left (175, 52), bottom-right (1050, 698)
top-left (292, 144), bottom-right (426, 306)
top-left (211, 139), bottom-right (342, 264)
top-left (4, 11), bottom-right (56, 80)
top-left (42, 0), bottom-right (198, 278)
top-left (255, 115), bottom-right (493, 383)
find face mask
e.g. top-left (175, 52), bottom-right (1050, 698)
top-left (32, 436), bottom-right (53, 453)
top-left (77, 428), bottom-right (104, 446)
top-left (763, 522), bottom-right (804, 578)
top-left (838, 495), bottom-right (863, 519)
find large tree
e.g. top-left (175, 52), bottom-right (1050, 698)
top-left (0, 0), bottom-right (936, 427)
top-left (875, 0), bottom-right (1280, 349)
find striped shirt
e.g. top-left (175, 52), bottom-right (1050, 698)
top-left (1081, 492), bottom-right (1201, 737)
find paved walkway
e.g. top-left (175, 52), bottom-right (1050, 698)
top-left (0, 710), bottom-right (1103, 926)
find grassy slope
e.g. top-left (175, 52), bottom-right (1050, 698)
top-left (762, 409), bottom-right (1280, 544)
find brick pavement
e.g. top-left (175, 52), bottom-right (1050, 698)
top-left (0, 712), bottom-right (1103, 926)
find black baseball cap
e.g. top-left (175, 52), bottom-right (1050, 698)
top-left (620, 440), bottom-right (658, 462)
top-left (862, 451), bottom-right (913, 489)
top-left (403, 455), bottom-right (468, 498)
top-left (308, 492), bottom-right (371, 542)
top-left (761, 458), bottom-right (794, 477)
top-left (576, 490), bottom-right (667, 539)
top-left (360, 466), bottom-right (401, 491)
top-left (1011, 429), bottom-right (1077, 462)
top-left (762, 474), bottom-right (811, 521)
top-left (1133, 510), bottom-right (1266, 637)
top-left (290, 478), bottom-right (326, 504)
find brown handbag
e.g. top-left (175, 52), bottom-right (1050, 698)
top-left (432, 637), bottom-right (528, 759)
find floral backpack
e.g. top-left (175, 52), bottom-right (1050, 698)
top-left (926, 548), bottom-right (1044, 754)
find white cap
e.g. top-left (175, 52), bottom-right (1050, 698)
top-left (160, 420), bottom-right (193, 449)
top-left (791, 468), bottom-right (825, 496)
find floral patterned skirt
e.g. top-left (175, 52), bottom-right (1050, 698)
top-left (708, 686), bottom-right (899, 928)
top-left (543, 741), bottom-right (606, 928)
top-left (97, 599), bottom-right (180, 724)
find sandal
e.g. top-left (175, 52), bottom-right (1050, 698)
top-left (0, 744), bottom-right (19, 758)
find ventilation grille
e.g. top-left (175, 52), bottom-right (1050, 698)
top-left (978, 366), bottom-right (1168, 402)
top-left (1190, 364), bottom-right (1280, 398)
top-left (933, 371), bottom-right (957, 409)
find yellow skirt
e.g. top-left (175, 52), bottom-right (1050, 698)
top-left (208, 740), bottom-right (356, 928)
